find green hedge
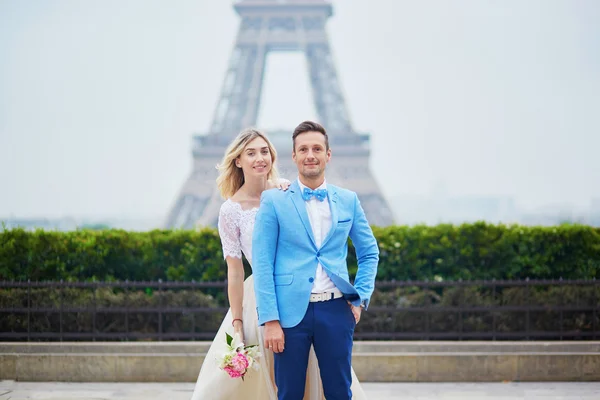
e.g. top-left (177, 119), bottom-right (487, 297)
top-left (369, 223), bottom-right (600, 281)
top-left (1, 223), bottom-right (599, 282)
top-left (0, 228), bottom-right (225, 282)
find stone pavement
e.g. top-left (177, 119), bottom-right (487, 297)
top-left (1, 381), bottom-right (599, 399)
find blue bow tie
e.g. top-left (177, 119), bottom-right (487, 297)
top-left (302, 187), bottom-right (328, 202)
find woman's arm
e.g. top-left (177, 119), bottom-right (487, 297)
top-left (226, 256), bottom-right (245, 342)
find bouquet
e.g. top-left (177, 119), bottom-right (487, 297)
top-left (218, 332), bottom-right (262, 380)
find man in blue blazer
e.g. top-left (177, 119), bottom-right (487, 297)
top-left (253, 121), bottom-right (379, 400)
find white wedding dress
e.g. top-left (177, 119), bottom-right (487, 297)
top-left (190, 199), bottom-right (367, 400)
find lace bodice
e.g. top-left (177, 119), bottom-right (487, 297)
top-left (218, 199), bottom-right (258, 265)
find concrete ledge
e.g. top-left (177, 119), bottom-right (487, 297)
top-left (1, 342), bottom-right (599, 382)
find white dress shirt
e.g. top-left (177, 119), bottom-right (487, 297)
top-left (297, 179), bottom-right (336, 293)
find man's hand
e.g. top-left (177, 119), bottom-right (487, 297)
top-left (349, 302), bottom-right (362, 324)
top-left (264, 320), bottom-right (285, 353)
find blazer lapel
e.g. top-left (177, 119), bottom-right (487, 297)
top-left (289, 180), bottom-right (317, 248)
top-left (321, 185), bottom-right (338, 248)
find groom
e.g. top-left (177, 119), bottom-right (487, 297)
top-left (252, 121), bottom-right (379, 399)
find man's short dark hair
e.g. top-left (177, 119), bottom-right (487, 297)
top-left (292, 121), bottom-right (329, 151)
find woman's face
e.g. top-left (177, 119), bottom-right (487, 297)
top-left (236, 136), bottom-right (272, 178)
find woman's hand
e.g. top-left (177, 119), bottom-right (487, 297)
top-left (233, 319), bottom-right (245, 344)
top-left (268, 178), bottom-right (291, 191)
top-left (277, 179), bottom-right (291, 191)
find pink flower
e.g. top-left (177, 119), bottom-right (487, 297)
top-left (220, 333), bottom-right (261, 379)
top-left (224, 366), bottom-right (243, 378)
top-left (231, 352), bottom-right (249, 373)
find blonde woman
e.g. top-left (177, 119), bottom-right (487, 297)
top-left (190, 128), bottom-right (366, 400)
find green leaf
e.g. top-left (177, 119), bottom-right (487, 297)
top-left (226, 332), bottom-right (233, 347)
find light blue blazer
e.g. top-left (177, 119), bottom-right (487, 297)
top-left (252, 180), bottom-right (379, 328)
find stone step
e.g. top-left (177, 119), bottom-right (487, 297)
top-left (2, 341), bottom-right (599, 355)
top-left (1, 341), bottom-right (599, 382)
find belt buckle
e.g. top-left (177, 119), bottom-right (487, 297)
top-left (311, 292), bottom-right (323, 302)
top-left (311, 291), bottom-right (335, 302)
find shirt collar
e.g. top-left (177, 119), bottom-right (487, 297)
top-left (297, 178), bottom-right (327, 192)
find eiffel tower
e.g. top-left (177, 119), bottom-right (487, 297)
top-left (165, 0), bottom-right (395, 228)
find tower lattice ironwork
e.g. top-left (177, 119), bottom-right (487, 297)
top-left (165, 0), bottom-right (395, 228)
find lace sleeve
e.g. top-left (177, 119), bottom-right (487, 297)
top-left (218, 201), bottom-right (242, 260)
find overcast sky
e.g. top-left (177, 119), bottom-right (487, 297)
top-left (1, 0), bottom-right (599, 221)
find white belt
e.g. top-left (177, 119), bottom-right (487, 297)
top-left (309, 289), bottom-right (343, 302)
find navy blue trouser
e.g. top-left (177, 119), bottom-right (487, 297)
top-left (274, 298), bottom-right (356, 400)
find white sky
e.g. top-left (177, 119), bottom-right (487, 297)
top-left (1, 0), bottom-right (599, 219)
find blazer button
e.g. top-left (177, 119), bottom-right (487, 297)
top-left (316, 252), bottom-right (321, 257)
top-left (309, 277), bottom-right (314, 283)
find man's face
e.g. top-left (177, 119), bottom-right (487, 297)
top-left (292, 131), bottom-right (331, 180)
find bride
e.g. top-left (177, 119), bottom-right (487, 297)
top-left (190, 128), bottom-right (366, 400)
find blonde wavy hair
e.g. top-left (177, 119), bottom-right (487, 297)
top-left (216, 128), bottom-right (279, 199)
